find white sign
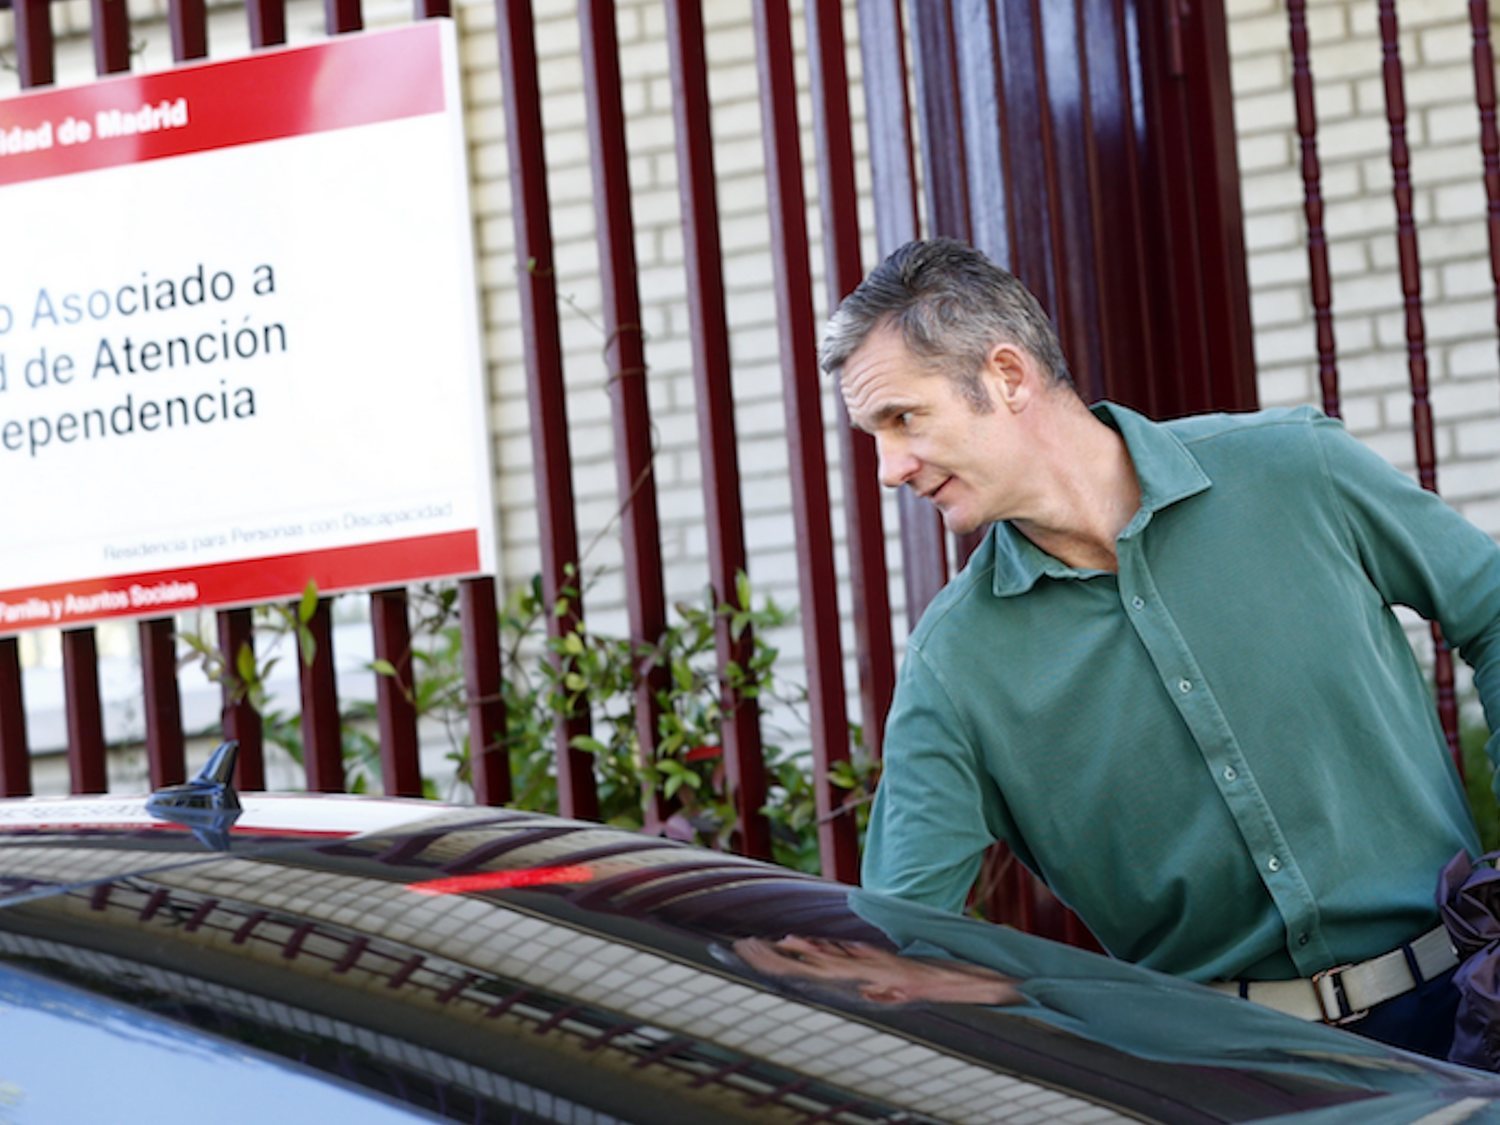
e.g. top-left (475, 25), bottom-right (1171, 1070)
top-left (0, 21), bottom-right (496, 633)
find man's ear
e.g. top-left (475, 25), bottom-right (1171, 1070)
top-left (986, 343), bottom-right (1034, 413)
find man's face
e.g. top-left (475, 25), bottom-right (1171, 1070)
top-left (839, 326), bottom-right (1022, 535)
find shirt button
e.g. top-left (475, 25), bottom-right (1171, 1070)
top-left (1297, 933), bottom-right (1310, 946)
top-left (1131, 596), bottom-right (1145, 610)
top-left (1177, 679), bottom-right (1192, 694)
top-left (1268, 856), bottom-right (1281, 873)
top-left (1223, 766), bottom-right (1238, 782)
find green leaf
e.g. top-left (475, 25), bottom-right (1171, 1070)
top-left (235, 643), bottom-right (258, 686)
top-left (298, 581), bottom-right (319, 625)
top-left (371, 658), bottom-right (399, 678)
top-left (570, 735), bottom-right (608, 755)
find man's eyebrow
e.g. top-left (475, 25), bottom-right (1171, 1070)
top-left (862, 401), bottom-right (918, 429)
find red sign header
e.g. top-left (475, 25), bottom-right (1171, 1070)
top-left (0, 21), bottom-right (446, 187)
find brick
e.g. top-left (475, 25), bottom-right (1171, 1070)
top-left (1449, 338), bottom-right (1500, 379)
top-left (1459, 496), bottom-right (1500, 538)
top-left (1248, 247), bottom-right (1311, 288)
top-left (1232, 52), bottom-right (1288, 96)
top-left (1338, 392), bottom-right (1383, 434)
top-left (1239, 132), bottom-right (1293, 173)
top-left (1436, 180), bottom-right (1488, 222)
top-left (1420, 23), bottom-right (1485, 67)
top-left (1424, 296), bottom-right (1497, 342)
top-left (1256, 364), bottom-right (1315, 406)
top-left (1334, 350), bottom-right (1410, 394)
top-left (1303, 36), bottom-right (1381, 84)
top-left (1427, 102), bottom-right (1482, 147)
top-left (1360, 424), bottom-right (1420, 472)
top-left (1311, 80), bottom-right (1356, 122)
top-left (1255, 323), bottom-right (1318, 365)
top-left (1456, 417), bottom-right (1500, 457)
top-left (1317, 114), bottom-right (1400, 162)
top-left (1232, 9), bottom-right (1345, 58)
top-left (1430, 372), bottom-right (1500, 419)
top-left (1331, 313), bottom-right (1377, 353)
top-left (1432, 454), bottom-right (1500, 501)
top-left (1440, 258), bottom-right (1497, 300)
top-left (1331, 270), bottom-right (1404, 314)
top-left (1251, 284), bottom-right (1307, 326)
top-left (1241, 169), bottom-right (1312, 213)
top-left (1235, 88), bottom-right (1297, 132)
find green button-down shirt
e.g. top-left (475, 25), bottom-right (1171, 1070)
top-left (862, 403), bottom-right (1500, 982)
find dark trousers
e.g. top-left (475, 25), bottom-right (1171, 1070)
top-left (1344, 966), bottom-right (1459, 1061)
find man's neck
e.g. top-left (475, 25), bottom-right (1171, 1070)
top-left (1011, 405), bottom-right (1141, 572)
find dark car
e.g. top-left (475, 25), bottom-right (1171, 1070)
top-left (2, 749), bottom-right (1499, 1124)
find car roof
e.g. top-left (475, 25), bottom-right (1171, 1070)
top-left (2, 792), bottom-right (1498, 1124)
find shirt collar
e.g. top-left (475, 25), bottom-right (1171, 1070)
top-left (989, 401), bottom-right (1212, 597)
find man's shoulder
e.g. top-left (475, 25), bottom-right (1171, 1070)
top-left (1160, 403), bottom-right (1328, 447)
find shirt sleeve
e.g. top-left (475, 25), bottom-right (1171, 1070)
top-left (861, 643), bottom-right (1021, 913)
top-left (1312, 414), bottom-right (1500, 785)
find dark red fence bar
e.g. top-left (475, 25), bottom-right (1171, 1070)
top-left (1288, 0), bottom-right (1340, 419)
top-left (140, 620), bottom-right (186, 787)
top-left (754, 0), bottom-right (857, 881)
top-left (953, 0), bottom-right (1012, 270)
top-left (246, 0), bottom-right (286, 49)
top-left (909, 1), bottom-right (970, 243)
top-left (325, 0), bottom-right (360, 35)
top-left (1174, 0), bottom-right (1257, 414)
top-left (856, 0), bottom-right (946, 627)
top-left (167, 0), bottom-right (208, 62)
top-left (806, 0), bottom-right (895, 758)
top-left (1080, 0), bottom-right (1158, 411)
top-left (663, 0), bottom-right (768, 858)
top-left (415, 0), bottom-right (450, 17)
top-left (496, 0), bottom-right (599, 821)
top-left (1470, 0), bottom-right (1500, 352)
top-left (898, 1), bottom-right (965, 600)
top-left (918, 0), bottom-right (990, 573)
top-left (1038, 3), bottom-right (1106, 404)
top-left (62, 630), bottom-right (107, 794)
top-left (460, 578), bottom-right (509, 805)
top-left (4, 0), bottom-right (54, 800)
top-left (11, 0), bottom-right (54, 88)
top-left (0, 641), bottom-right (30, 797)
top-left (372, 589), bottom-right (421, 797)
top-left (297, 599), bottom-right (345, 792)
top-left (90, 0), bottom-right (130, 73)
top-left (579, 0), bottom-right (669, 830)
top-left (217, 609), bottom-right (266, 790)
top-left (1377, 1), bottom-right (1461, 764)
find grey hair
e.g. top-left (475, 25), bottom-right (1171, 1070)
top-left (819, 239), bottom-right (1074, 406)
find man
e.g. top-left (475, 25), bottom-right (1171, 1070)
top-left (818, 238), bottom-right (1500, 1058)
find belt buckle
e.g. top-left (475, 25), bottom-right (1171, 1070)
top-left (1312, 963), bottom-right (1369, 1025)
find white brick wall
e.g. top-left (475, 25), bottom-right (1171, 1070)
top-left (1231, 2), bottom-right (1500, 537)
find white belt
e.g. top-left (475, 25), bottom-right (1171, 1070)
top-left (1209, 927), bottom-right (1458, 1024)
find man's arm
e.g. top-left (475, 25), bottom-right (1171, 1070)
top-left (861, 644), bottom-right (1022, 912)
top-left (1313, 415), bottom-right (1500, 782)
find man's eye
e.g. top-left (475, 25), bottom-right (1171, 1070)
top-left (897, 412), bottom-right (914, 429)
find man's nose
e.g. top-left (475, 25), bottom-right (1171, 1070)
top-left (876, 436), bottom-right (919, 489)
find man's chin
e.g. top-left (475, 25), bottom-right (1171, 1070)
top-left (938, 508), bottom-right (983, 536)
